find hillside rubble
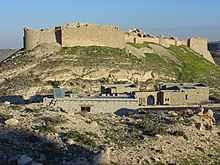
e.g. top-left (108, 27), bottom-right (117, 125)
top-left (0, 103), bottom-right (220, 164)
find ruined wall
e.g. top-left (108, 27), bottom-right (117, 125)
top-left (182, 40), bottom-right (188, 46)
top-left (61, 24), bottom-right (125, 49)
top-left (188, 37), bottom-right (215, 63)
top-left (125, 35), bottom-right (160, 44)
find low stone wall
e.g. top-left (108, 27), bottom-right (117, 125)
top-left (43, 97), bottom-right (138, 113)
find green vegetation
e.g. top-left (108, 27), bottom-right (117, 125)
top-left (11, 105), bottom-right (23, 111)
top-left (169, 45), bottom-right (220, 98)
top-left (1, 43), bottom-right (220, 99)
top-left (39, 125), bottom-right (56, 133)
top-left (137, 116), bottom-right (168, 136)
top-left (127, 42), bottom-right (152, 49)
top-left (38, 116), bottom-right (67, 133)
top-left (63, 130), bottom-right (97, 150)
top-left (103, 127), bottom-right (142, 148)
top-left (0, 114), bottom-right (13, 120)
top-left (24, 107), bottom-right (41, 113)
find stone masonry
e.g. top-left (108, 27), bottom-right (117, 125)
top-left (23, 22), bottom-right (215, 63)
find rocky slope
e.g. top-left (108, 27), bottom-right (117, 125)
top-left (0, 103), bottom-right (220, 164)
top-left (1, 42), bottom-right (220, 100)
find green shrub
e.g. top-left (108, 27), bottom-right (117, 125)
top-left (196, 146), bottom-right (205, 153)
top-left (63, 130), bottom-right (97, 149)
top-left (0, 114), bottom-right (13, 120)
top-left (11, 105), bottom-right (23, 111)
top-left (39, 125), bottom-right (56, 133)
top-left (24, 107), bottom-right (40, 113)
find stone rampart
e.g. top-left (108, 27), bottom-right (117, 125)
top-left (23, 22), bottom-right (214, 64)
top-left (24, 27), bottom-right (61, 50)
top-left (125, 35), bottom-right (160, 44)
top-left (188, 37), bottom-right (215, 63)
top-left (24, 28), bottom-right (40, 50)
top-left (61, 24), bottom-right (125, 48)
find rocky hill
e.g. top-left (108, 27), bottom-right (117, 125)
top-left (0, 49), bottom-right (19, 63)
top-left (1, 43), bottom-right (220, 164)
top-left (208, 41), bottom-right (220, 65)
top-left (1, 42), bottom-right (220, 100)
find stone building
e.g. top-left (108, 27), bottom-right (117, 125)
top-left (43, 95), bottom-right (138, 113)
top-left (23, 22), bottom-right (214, 63)
top-left (100, 84), bottom-right (139, 96)
top-left (43, 83), bottom-right (209, 113)
top-left (157, 83), bottom-right (209, 105)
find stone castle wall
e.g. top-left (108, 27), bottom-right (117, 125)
top-left (61, 24), bottom-right (125, 48)
top-left (23, 22), bottom-right (215, 63)
top-left (188, 37), bottom-right (215, 63)
top-left (24, 27), bottom-right (61, 50)
top-left (24, 28), bottom-right (40, 50)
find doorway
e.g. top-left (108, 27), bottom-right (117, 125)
top-left (147, 95), bottom-right (155, 105)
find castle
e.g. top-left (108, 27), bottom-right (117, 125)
top-left (23, 22), bottom-right (215, 63)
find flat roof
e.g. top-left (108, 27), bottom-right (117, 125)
top-left (101, 84), bottom-right (138, 88)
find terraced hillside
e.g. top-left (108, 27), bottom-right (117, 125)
top-left (1, 42), bottom-right (220, 100)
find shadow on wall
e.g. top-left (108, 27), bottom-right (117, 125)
top-left (0, 96), bottom-right (25, 104)
top-left (0, 95), bottom-right (53, 104)
top-left (55, 27), bottom-right (61, 44)
top-left (0, 127), bottom-right (94, 164)
top-left (114, 108), bottom-right (138, 117)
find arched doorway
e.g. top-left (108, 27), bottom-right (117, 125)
top-left (147, 95), bottom-right (155, 105)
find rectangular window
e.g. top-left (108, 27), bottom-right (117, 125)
top-left (81, 107), bottom-right (91, 112)
top-left (186, 94), bottom-right (188, 100)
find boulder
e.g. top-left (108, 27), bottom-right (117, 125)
top-left (92, 147), bottom-right (111, 165)
top-left (4, 101), bottom-right (10, 105)
top-left (8, 154), bottom-right (32, 165)
top-left (168, 111), bottom-right (178, 117)
top-left (90, 121), bottom-right (98, 129)
top-left (155, 134), bottom-right (163, 138)
top-left (67, 139), bottom-right (75, 145)
top-left (5, 118), bottom-right (19, 126)
top-left (184, 109), bottom-right (194, 115)
top-left (203, 109), bottom-right (215, 122)
top-left (196, 123), bottom-right (203, 131)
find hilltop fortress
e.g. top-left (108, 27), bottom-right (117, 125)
top-left (23, 22), bottom-right (215, 63)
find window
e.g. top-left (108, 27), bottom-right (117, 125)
top-left (81, 107), bottom-right (91, 112)
top-left (165, 98), bottom-right (170, 101)
top-left (185, 94), bottom-right (188, 100)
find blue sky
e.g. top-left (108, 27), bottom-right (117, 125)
top-left (0, 0), bottom-right (220, 48)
